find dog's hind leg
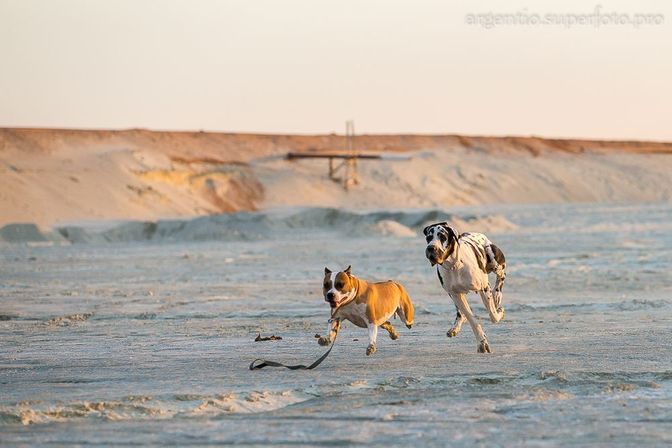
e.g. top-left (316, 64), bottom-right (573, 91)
top-left (395, 284), bottom-right (415, 329)
top-left (447, 304), bottom-right (465, 337)
top-left (380, 321), bottom-right (399, 340)
top-left (488, 245), bottom-right (506, 310)
top-left (450, 293), bottom-right (491, 353)
top-left (493, 264), bottom-right (506, 310)
top-left (479, 286), bottom-right (505, 323)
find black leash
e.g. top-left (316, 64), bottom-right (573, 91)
top-left (249, 331), bottom-right (338, 371)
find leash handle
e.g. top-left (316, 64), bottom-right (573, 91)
top-left (249, 332), bottom-right (338, 371)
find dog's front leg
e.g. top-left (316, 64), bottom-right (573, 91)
top-left (447, 305), bottom-right (465, 337)
top-left (366, 322), bottom-right (378, 356)
top-left (318, 319), bottom-right (340, 346)
top-left (450, 293), bottom-right (491, 353)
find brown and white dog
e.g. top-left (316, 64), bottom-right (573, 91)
top-left (319, 266), bottom-right (415, 356)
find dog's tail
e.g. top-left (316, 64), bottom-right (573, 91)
top-left (396, 283), bottom-right (415, 329)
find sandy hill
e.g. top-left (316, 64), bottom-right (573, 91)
top-left (1, 128), bottom-right (671, 228)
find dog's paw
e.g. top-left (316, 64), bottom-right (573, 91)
top-left (405, 323), bottom-right (413, 329)
top-left (447, 328), bottom-right (460, 338)
top-left (477, 340), bottom-right (492, 354)
top-left (497, 307), bottom-right (505, 321)
top-left (389, 330), bottom-right (399, 340)
top-left (366, 344), bottom-right (377, 356)
top-left (317, 336), bottom-right (331, 346)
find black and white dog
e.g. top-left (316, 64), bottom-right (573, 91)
top-left (423, 222), bottom-right (507, 353)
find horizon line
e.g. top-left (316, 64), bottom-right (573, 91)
top-left (2, 126), bottom-right (671, 145)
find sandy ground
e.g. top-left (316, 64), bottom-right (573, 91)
top-left (1, 128), bottom-right (672, 445)
top-left (1, 128), bottom-right (672, 228)
top-left (1, 203), bottom-right (671, 445)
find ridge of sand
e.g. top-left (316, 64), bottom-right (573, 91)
top-left (1, 128), bottom-right (671, 228)
top-left (2, 127), bottom-right (672, 158)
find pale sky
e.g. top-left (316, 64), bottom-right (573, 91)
top-left (1, 0), bottom-right (671, 140)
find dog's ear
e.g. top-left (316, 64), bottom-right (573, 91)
top-left (445, 226), bottom-right (460, 260)
top-left (324, 267), bottom-right (331, 275)
top-left (344, 265), bottom-right (352, 276)
top-left (446, 226), bottom-right (459, 242)
top-left (422, 225), bottom-right (433, 237)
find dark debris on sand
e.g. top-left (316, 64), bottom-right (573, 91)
top-left (255, 333), bottom-right (283, 342)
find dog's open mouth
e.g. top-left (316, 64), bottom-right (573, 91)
top-left (329, 300), bottom-right (338, 308)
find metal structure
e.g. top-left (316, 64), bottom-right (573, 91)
top-left (285, 121), bottom-right (410, 190)
top-left (341, 120), bottom-right (358, 189)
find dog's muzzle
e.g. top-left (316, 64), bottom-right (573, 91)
top-left (325, 292), bottom-right (337, 308)
top-left (425, 245), bottom-right (445, 266)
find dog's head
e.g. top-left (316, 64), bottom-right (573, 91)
top-left (323, 265), bottom-right (357, 309)
top-left (423, 222), bottom-right (459, 266)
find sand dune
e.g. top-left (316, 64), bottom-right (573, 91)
top-left (1, 128), bottom-right (671, 228)
top-left (0, 208), bottom-right (520, 244)
top-left (259, 147), bottom-right (672, 210)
